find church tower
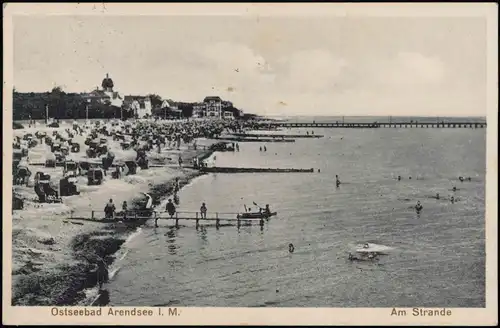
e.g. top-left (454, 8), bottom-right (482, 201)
top-left (101, 73), bottom-right (114, 93)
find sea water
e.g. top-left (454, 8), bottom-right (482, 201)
top-left (105, 122), bottom-right (486, 307)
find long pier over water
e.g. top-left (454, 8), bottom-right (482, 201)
top-left (269, 121), bottom-right (486, 129)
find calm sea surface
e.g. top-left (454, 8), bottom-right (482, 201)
top-left (106, 123), bottom-right (486, 307)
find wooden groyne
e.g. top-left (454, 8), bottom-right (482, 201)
top-left (268, 122), bottom-right (487, 129)
top-left (214, 137), bottom-right (295, 143)
top-left (230, 133), bottom-right (324, 138)
top-left (200, 166), bottom-right (314, 173)
top-left (66, 210), bottom-right (272, 229)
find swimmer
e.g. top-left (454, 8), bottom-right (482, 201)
top-left (436, 193), bottom-right (440, 200)
top-left (459, 176), bottom-right (464, 182)
top-left (450, 196), bottom-right (455, 204)
top-left (397, 175), bottom-right (401, 181)
top-left (467, 177), bottom-right (472, 181)
top-left (452, 186), bottom-right (457, 192)
top-left (335, 175), bottom-right (341, 187)
top-left (415, 201), bottom-right (423, 212)
top-left (363, 243), bottom-right (369, 249)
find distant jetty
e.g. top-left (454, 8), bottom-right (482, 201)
top-left (230, 133), bottom-right (323, 139)
top-left (199, 167), bottom-right (314, 173)
top-left (214, 137), bottom-right (295, 143)
top-left (266, 122), bottom-right (487, 129)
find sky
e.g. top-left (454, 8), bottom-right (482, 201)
top-left (13, 15), bottom-right (488, 116)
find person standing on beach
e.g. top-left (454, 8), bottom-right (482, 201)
top-left (174, 177), bottom-right (180, 192)
top-left (200, 202), bottom-right (207, 219)
top-left (178, 156), bottom-right (183, 168)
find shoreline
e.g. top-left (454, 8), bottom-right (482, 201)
top-left (11, 147), bottom-right (212, 306)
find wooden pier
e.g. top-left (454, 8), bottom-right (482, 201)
top-left (66, 210), bottom-right (271, 229)
top-left (230, 133), bottom-right (324, 138)
top-left (267, 121), bottom-right (486, 129)
top-left (214, 137), bottom-right (295, 143)
top-left (199, 166), bottom-right (315, 173)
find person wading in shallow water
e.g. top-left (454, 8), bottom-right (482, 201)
top-left (335, 175), bottom-right (341, 187)
top-left (96, 257), bottom-right (109, 290)
top-left (415, 201), bottom-right (423, 213)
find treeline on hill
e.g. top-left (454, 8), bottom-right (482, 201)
top-left (13, 88), bottom-right (247, 121)
top-left (13, 88), bottom-right (133, 121)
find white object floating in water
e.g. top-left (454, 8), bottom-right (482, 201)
top-left (354, 243), bottom-right (394, 253)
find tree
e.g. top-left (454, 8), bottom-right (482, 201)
top-left (147, 94), bottom-right (163, 109)
top-left (49, 86), bottom-right (65, 119)
top-left (178, 102), bottom-right (193, 118)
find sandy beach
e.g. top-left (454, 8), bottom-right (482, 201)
top-left (11, 120), bottom-right (214, 305)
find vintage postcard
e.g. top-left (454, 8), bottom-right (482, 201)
top-left (3, 2), bottom-right (498, 326)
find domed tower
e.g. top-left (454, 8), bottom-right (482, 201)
top-left (101, 73), bottom-right (114, 93)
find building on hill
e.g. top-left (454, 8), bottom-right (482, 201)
top-left (203, 96), bottom-right (222, 118)
top-left (123, 95), bottom-right (152, 118)
top-left (192, 102), bottom-right (206, 118)
top-left (222, 109), bottom-right (236, 119)
top-left (83, 73), bottom-right (123, 108)
top-left (159, 99), bottom-right (182, 118)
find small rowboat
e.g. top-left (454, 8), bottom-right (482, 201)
top-left (236, 212), bottom-right (277, 219)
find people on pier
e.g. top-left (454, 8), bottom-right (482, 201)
top-left (104, 199), bottom-right (116, 219)
top-left (200, 202), bottom-right (207, 219)
top-left (166, 199), bottom-right (176, 218)
top-left (122, 201), bottom-right (128, 220)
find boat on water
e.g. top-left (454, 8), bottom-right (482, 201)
top-left (236, 211), bottom-right (277, 219)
